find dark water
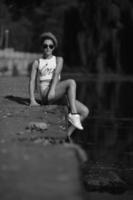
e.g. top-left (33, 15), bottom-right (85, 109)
top-left (74, 78), bottom-right (133, 197)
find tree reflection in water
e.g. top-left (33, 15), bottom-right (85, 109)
top-left (72, 76), bottom-right (133, 192)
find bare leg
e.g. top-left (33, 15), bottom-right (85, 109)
top-left (67, 99), bottom-right (89, 138)
top-left (44, 79), bottom-right (89, 138)
top-left (50, 79), bottom-right (78, 113)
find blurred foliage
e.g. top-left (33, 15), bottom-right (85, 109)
top-left (0, 0), bottom-right (73, 52)
top-left (0, 0), bottom-right (133, 74)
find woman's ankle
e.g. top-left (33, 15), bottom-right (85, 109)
top-left (70, 112), bottom-right (79, 115)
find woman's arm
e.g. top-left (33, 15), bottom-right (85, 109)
top-left (48, 57), bottom-right (63, 100)
top-left (29, 60), bottom-right (40, 106)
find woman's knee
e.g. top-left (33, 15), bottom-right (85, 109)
top-left (82, 106), bottom-right (89, 119)
top-left (67, 79), bottom-right (76, 88)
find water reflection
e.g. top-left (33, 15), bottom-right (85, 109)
top-left (75, 79), bottom-right (133, 191)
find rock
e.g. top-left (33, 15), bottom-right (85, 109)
top-left (33, 138), bottom-right (43, 144)
top-left (43, 139), bottom-right (50, 146)
top-left (3, 115), bottom-right (7, 118)
top-left (16, 131), bottom-right (25, 135)
top-left (26, 122), bottom-right (48, 131)
top-left (6, 112), bottom-right (12, 117)
top-left (82, 163), bottom-right (127, 194)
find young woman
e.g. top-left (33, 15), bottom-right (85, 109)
top-left (29, 32), bottom-right (89, 137)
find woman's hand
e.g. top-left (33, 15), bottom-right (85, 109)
top-left (30, 100), bottom-right (40, 107)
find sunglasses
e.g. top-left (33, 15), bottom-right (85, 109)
top-left (43, 44), bottom-right (54, 49)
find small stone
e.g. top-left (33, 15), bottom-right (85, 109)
top-left (34, 138), bottom-right (43, 144)
top-left (43, 139), bottom-right (50, 146)
top-left (6, 112), bottom-right (12, 116)
top-left (59, 125), bottom-right (66, 130)
top-left (3, 115), bottom-right (7, 118)
top-left (27, 122), bottom-right (48, 131)
top-left (16, 131), bottom-right (25, 135)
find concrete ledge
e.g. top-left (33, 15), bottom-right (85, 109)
top-left (0, 77), bottom-right (86, 200)
top-left (0, 144), bottom-right (83, 200)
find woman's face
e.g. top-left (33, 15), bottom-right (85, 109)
top-left (42, 39), bottom-right (55, 57)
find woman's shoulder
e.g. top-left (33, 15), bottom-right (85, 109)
top-left (32, 59), bottom-right (39, 67)
top-left (32, 58), bottom-right (43, 70)
top-left (56, 56), bottom-right (64, 63)
top-left (34, 57), bottom-right (44, 65)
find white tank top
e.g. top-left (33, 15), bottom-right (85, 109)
top-left (38, 56), bottom-right (57, 82)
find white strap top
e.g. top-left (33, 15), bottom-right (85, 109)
top-left (38, 56), bottom-right (56, 82)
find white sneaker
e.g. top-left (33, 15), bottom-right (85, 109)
top-left (68, 113), bottom-right (83, 130)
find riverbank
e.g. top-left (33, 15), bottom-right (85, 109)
top-left (1, 76), bottom-right (133, 200)
top-left (0, 76), bottom-right (87, 200)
